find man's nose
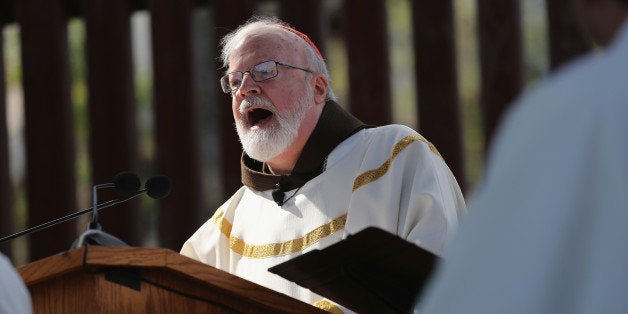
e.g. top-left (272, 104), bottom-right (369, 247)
top-left (235, 73), bottom-right (260, 97)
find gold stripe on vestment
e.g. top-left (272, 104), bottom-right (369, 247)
top-left (352, 134), bottom-right (441, 192)
top-left (313, 299), bottom-right (344, 313)
top-left (212, 207), bottom-right (232, 238)
top-left (212, 209), bottom-right (347, 258)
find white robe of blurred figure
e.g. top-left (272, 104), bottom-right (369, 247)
top-left (0, 253), bottom-right (32, 313)
top-left (417, 19), bottom-right (628, 314)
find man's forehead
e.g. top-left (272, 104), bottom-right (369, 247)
top-left (229, 28), bottom-right (303, 68)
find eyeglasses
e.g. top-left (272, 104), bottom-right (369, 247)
top-left (220, 60), bottom-right (313, 94)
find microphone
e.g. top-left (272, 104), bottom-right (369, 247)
top-left (272, 180), bottom-right (302, 207)
top-left (272, 183), bottom-right (286, 206)
top-left (74, 172), bottom-right (141, 248)
top-left (0, 191), bottom-right (141, 244)
top-left (145, 175), bottom-right (172, 199)
top-left (89, 172), bottom-right (141, 230)
top-left (72, 174), bottom-right (172, 248)
top-left (0, 173), bottom-right (172, 245)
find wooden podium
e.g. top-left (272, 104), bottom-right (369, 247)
top-left (17, 246), bottom-right (326, 313)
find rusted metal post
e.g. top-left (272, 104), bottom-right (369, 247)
top-left (477, 0), bottom-right (523, 152)
top-left (412, 0), bottom-right (466, 190)
top-left (150, 0), bottom-right (204, 249)
top-left (83, 0), bottom-right (140, 245)
top-left (20, 0), bottom-right (76, 260)
top-left (345, 0), bottom-right (392, 125)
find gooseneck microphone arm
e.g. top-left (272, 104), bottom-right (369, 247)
top-left (72, 174), bottom-right (170, 248)
top-left (0, 173), bottom-right (171, 246)
top-left (88, 171), bottom-right (141, 231)
top-left (0, 189), bottom-right (148, 244)
top-left (90, 183), bottom-right (113, 230)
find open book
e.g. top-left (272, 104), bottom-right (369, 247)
top-left (268, 227), bottom-right (438, 314)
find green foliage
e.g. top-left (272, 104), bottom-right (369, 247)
top-left (3, 25), bottom-right (21, 84)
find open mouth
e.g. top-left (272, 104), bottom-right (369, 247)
top-left (247, 108), bottom-right (274, 127)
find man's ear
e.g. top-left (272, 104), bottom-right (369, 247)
top-left (312, 74), bottom-right (329, 105)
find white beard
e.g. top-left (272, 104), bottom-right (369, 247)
top-left (235, 88), bottom-right (313, 162)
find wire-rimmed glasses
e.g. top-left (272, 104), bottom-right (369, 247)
top-left (220, 60), bottom-right (313, 94)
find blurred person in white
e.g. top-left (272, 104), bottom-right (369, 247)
top-left (181, 16), bottom-right (467, 312)
top-left (0, 253), bottom-right (32, 313)
top-left (416, 0), bottom-right (628, 313)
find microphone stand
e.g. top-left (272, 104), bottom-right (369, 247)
top-left (69, 183), bottom-right (129, 248)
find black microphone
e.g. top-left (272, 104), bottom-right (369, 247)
top-left (0, 190), bottom-right (142, 244)
top-left (72, 174), bottom-right (172, 248)
top-left (89, 172), bottom-right (141, 230)
top-left (145, 175), bottom-right (172, 199)
top-left (272, 183), bottom-right (286, 206)
top-left (74, 172), bottom-right (141, 248)
top-left (0, 174), bottom-right (172, 245)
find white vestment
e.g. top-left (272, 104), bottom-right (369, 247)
top-left (418, 20), bottom-right (628, 314)
top-left (182, 114), bottom-right (466, 312)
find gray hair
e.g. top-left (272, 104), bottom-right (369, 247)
top-left (220, 16), bottom-right (337, 101)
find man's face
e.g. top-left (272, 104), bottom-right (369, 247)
top-left (228, 32), bottom-right (315, 162)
